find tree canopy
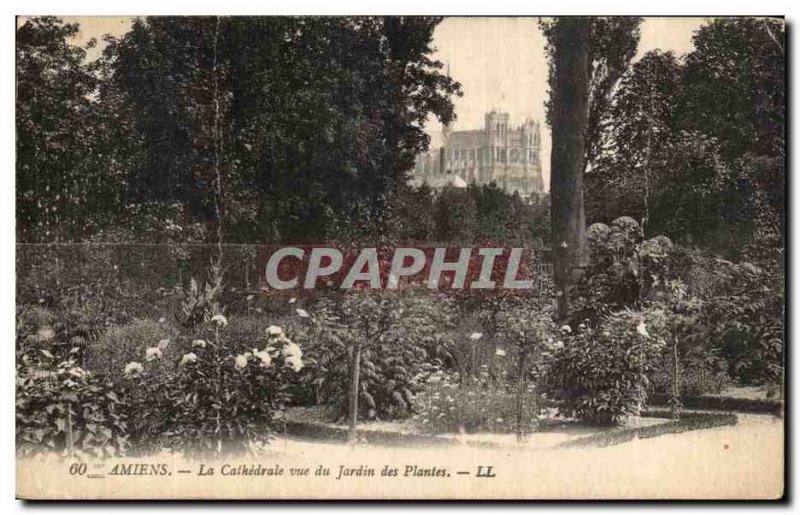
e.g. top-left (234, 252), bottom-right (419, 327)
top-left (17, 16), bottom-right (462, 244)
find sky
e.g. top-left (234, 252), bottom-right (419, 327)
top-left (426, 17), bottom-right (706, 190)
top-left (26, 16), bottom-right (707, 191)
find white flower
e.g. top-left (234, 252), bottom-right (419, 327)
top-left (37, 328), bottom-right (55, 342)
top-left (210, 314), bottom-right (228, 327)
top-left (180, 353), bottom-right (198, 366)
top-left (266, 325), bottom-right (285, 338)
top-left (67, 367), bottom-right (86, 378)
top-left (469, 332), bottom-right (483, 341)
top-left (234, 354), bottom-right (248, 370)
top-left (636, 322), bottom-right (650, 338)
top-left (553, 340), bottom-right (564, 350)
top-left (192, 339), bottom-right (207, 349)
top-left (124, 362), bottom-right (144, 377)
top-left (282, 341), bottom-right (303, 360)
top-left (495, 348), bottom-right (506, 357)
top-left (295, 308), bottom-right (309, 318)
top-left (560, 324), bottom-right (572, 333)
top-left (253, 350), bottom-right (272, 367)
top-left (158, 317), bottom-right (166, 324)
top-left (145, 347), bottom-right (163, 362)
top-left (285, 355), bottom-right (303, 372)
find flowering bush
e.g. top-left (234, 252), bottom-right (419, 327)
top-left (571, 218), bottom-right (682, 324)
top-left (85, 318), bottom-right (179, 385)
top-left (16, 349), bottom-right (128, 457)
top-left (412, 369), bottom-right (546, 434)
top-left (548, 310), bottom-right (667, 425)
top-left (122, 318), bottom-right (304, 455)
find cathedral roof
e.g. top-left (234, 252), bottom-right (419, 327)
top-left (445, 130), bottom-right (484, 149)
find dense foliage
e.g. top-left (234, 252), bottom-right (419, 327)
top-left (16, 16), bottom-right (462, 243)
top-left (561, 215), bottom-right (783, 418)
top-left (586, 19), bottom-right (785, 255)
top-left (15, 17), bottom-right (784, 450)
top-left (122, 318), bottom-right (304, 454)
top-left (549, 309), bottom-right (667, 425)
top-left (16, 351), bottom-right (128, 457)
top-left (413, 369), bottom-right (546, 435)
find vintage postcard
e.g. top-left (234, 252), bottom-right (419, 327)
top-left (14, 15), bottom-right (785, 500)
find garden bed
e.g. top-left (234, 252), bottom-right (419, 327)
top-left (283, 407), bottom-right (463, 447)
top-left (283, 407), bottom-right (736, 450)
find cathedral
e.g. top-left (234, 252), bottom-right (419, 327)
top-left (412, 110), bottom-right (545, 198)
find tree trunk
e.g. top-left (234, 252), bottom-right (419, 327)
top-left (670, 336), bottom-right (682, 419)
top-left (515, 349), bottom-right (527, 443)
top-left (347, 343), bottom-right (362, 444)
top-left (549, 17), bottom-right (591, 320)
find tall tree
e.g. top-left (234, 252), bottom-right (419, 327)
top-left (586, 50), bottom-right (684, 227)
top-left (541, 17), bottom-right (642, 174)
top-left (548, 17), bottom-right (591, 319)
top-left (16, 17), bottom-right (107, 241)
top-left (585, 19), bottom-right (785, 254)
top-left (679, 18), bottom-right (785, 162)
top-left (106, 16), bottom-right (460, 243)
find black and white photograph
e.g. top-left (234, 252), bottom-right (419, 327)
top-left (9, 8), bottom-right (788, 501)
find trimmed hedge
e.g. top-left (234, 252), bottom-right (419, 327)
top-left (283, 420), bottom-right (461, 447)
top-left (558, 412), bottom-right (738, 449)
top-left (649, 394), bottom-right (782, 415)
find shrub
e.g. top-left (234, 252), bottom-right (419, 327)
top-left (86, 319), bottom-right (179, 385)
top-left (303, 292), bottom-right (455, 422)
top-left (122, 317), bottom-right (303, 455)
top-left (571, 217), bottom-right (685, 324)
top-left (650, 355), bottom-right (732, 398)
top-left (16, 349), bottom-right (128, 457)
top-left (575, 214), bottom-right (783, 389)
top-left (697, 260), bottom-right (784, 385)
top-left (412, 370), bottom-right (545, 434)
top-left (16, 302), bottom-right (112, 364)
top-left (548, 309), bottom-right (667, 425)
top-left (16, 305), bottom-right (57, 353)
